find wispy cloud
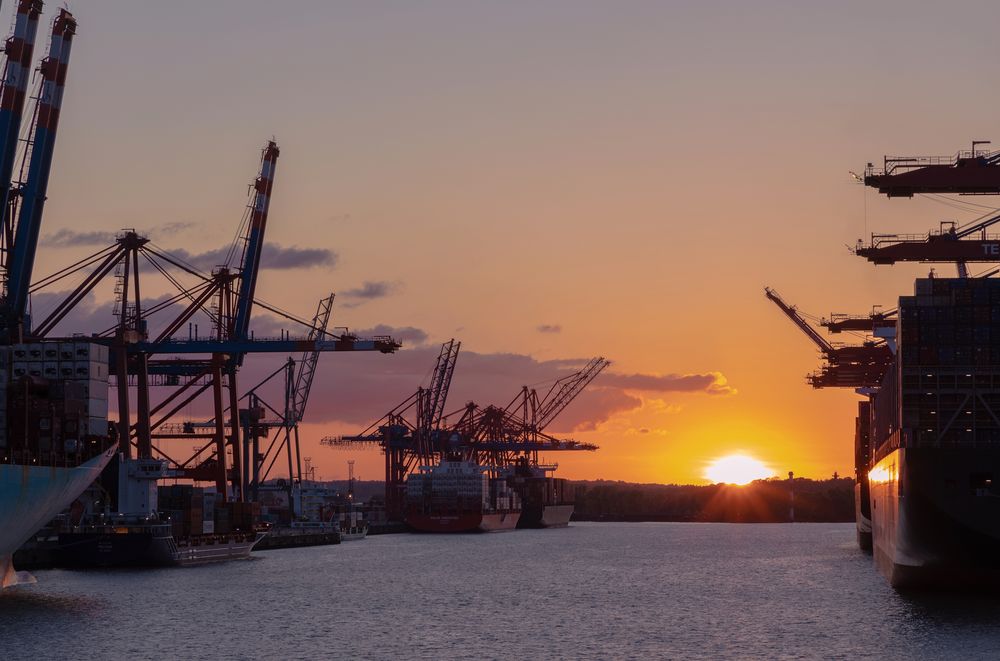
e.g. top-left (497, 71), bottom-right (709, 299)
top-left (339, 281), bottom-right (399, 307)
top-left (42, 229), bottom-right (119, 247)
top-left (537, 324), bottom-right (562, 334)
top-left (41, 222), bottom-right (199, 248)
top-left (168, 244), bottom-right (337, 272)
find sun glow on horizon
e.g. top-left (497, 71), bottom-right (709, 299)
top-left (704, 454), bottom-right (774, 485)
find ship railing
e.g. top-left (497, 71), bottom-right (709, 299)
top-left (868, 149), bottom-right (1000, 176)
top-left (865, 231), bottom-right (1000, 248)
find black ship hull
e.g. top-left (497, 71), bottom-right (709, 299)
top-left (854, 480), bottom-right (872, 553)
top-left (870, 446), bottom-right (1000, 589)
top-left (58, 525), bottom-right (264, 567)
top-left (58, 526), bottom-right (175, 567)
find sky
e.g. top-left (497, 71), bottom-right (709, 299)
top-left (18, 0), bottom-right (1000, 484)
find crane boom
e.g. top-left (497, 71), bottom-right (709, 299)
top-left (864, 142), bottom-right (1000, 197)
top-left (232, 140), bottom-right (279, 343)
top-left (6, 8), bottom-right (75, 329)
top-left (534, 356), bottom-right (610, 431)
top-left (856, 214), bottom-right (1000, 265)
top-left (419, 339), bottom-right (460, 431)
top-left (764, 287), bottom-right (833, 353)
top-left (0, 1), bottom-right (43, 241)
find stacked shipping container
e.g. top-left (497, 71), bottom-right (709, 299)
top-left (871, 278), bottom-right (1000, 460)
top-left (1, 341), bottom-right (110, 463)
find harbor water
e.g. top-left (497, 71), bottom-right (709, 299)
top-left (3, 522), bottom-right (1000, 659)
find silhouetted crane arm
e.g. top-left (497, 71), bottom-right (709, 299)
top-left (534, 357), bottom-right (610, 431)
top-left (764, 287), bottom-right (834, 353)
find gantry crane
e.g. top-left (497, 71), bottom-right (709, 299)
top-left (863, 140), bottom-right (1000, 198)
top-left (764, 287), bottom-right (893, 389)
top-left (323, 339), bottom-right (461, 516)
top-left (22, 140), bottom-right (398, 503)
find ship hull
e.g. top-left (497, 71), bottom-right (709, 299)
top-left (870, 446), bottom-right (1000, 589)
top-left (57, 527), bottom-right (265, 567)
top-left (854, 481), bottom-right (873, 552)
top-left (518, 503), bottom-right (574, 529)
top-left (407, 510), bottom-right (521, 533)
top-left (0, 446), bottom-right (117, 588)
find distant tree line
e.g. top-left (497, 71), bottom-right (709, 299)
top-left (571, 478), bottom-right (855, 523)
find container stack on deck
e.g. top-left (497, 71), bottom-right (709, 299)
top-left (871, 277), bottom-right (1000, 464)
top-left (158, 485), bottom-right (262, 538)
top-left (3, 342), bottom-right (111, 461)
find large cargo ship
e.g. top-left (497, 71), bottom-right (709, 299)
top-left (1, 341), bottom-right (115, 587)
top-left (405, 459), bottom-right (521, 532)
top-left (508, 460), bottom-right (575, 529)
top-left (864, 277), bottom-right (1000, 588)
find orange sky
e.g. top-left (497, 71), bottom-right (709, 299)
top-left (24, 1), bottom-right (1000, 484)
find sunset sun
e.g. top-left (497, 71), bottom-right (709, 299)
top-left (704, 455), bottom-right (774, 486)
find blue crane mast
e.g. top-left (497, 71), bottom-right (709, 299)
top-left (0, 1), bottom-right (43, 261)
top-left (2, 7), bottom-right (73, 339)
top-left (5, 9), bottom-right (73, 331)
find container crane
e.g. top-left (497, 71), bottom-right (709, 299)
top-left (864, 140), bottom-right (1000, 198)
top-left (27, 167), bottom-right (398, 505)
top-left (324, 339), bottom-right (461, 517)
top-left (764, 287), bottom-right (893, 389)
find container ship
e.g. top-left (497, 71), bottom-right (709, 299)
top-left (508, 459), bottom-right (575, 528)
top-left (862, 276), bottom-right (1000, 588)
top-left (57, 481), bottom-right (266, 567)
top-left (405, 458), bottom-right (521, 532)
top-left (1, 341), bottom-right (116, 587)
